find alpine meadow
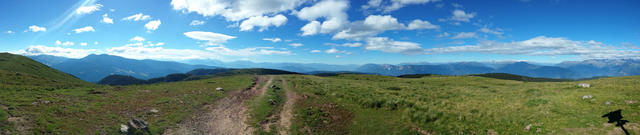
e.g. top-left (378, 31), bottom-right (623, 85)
top-left (1, 0), bottom-right (640, 135)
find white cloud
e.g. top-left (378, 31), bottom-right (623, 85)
top-left (297, 0), bottom-right (350, 35)
top-left (450, 9), bottom-right (476, 22)
top-left (190, 20), bottom-right (205, 26)
top-left (76, 4), bottom-right (103, 15)
top-left (28, 25), bottom-right (46, 32)
top-left (289, 43), bottom-right (303, 48)
top-left (263, 38), bottom-right (282, 42)
top-left (171, 0), bottom-right (303, 21)
top-left (73, 26), bottom-right (95, 33)
top-left (311, 50), bottom-right (322, 53)
top-left (183, 31), bottom-right (236, 46)
top-left (145, 20), bottom-right (161, 31)
top-left (107, 45), bottom-right (223, 60)
top-left (130, 36), bottom-right (145, 42)
top-left (364, 37), bottom-right (423, 54)
top-left (17, 45), bottom-right (96, 58)
top-left (451, 32), bottom-right (477, 39)
top-left (407, 19), bottom-right (439, 30)
top-left (239, 14), bottom-right (287, 31)
top-left (94, 41), bottom-right (99, 45)
top-left (54, 40), bottom-right (74, 46)
top-left (122, 13), bottom-right (151, 21)
top-left (451, 3), bottom-right (463, 8)
top-left (333, 15), bottom-right (406, 40)
top-left (80, 42), bottom-right (88, 46)
top-left (342, 42), bottom-right (362, 47)
top-left (102, 14), bottom-right (114, 24)
top-left (6, 30), bottom-right (14, 34)
top-left (424, 36), bottom-right (640, 59)
top-left (479, 27), bottom-right (503, 36)
top-left (362, 0), bottom-right (438, 12)
top-left (301, 21), bottom-right (321, 36)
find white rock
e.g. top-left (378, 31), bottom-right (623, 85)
top-left (578, 83), bottom-right (591, 88)
top-left (605, 101), bottom-right (612, 105)
top-left (120, 124), bottom-right (129, 133)
top-left (150, 109), bottom-right (159, 113)
top-left (216, 87), bottom-right (224, 91)
top-left (582, 95), bottom-right (593, 99)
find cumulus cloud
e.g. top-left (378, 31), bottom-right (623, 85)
top-left (28, 25), bottom-right (46, 32)
top-left (333, 15), bottom-right (404, 40)
top-left (145, 20), bottom-right (162, 31)
top-left (451, 32), bottom-right (477, 39)
top-left (424, 36), bottom-right (640, 59)
top-left (6, 30), bottom-right (14, 34)
top-left (184, 31), bottom-right (236, 46)
top-left (364, 37), bottom-right (423, 54)
top-left (362, 0), bottom-right (438, 12)
top-left (263, 38), bottom-right (282, 42)
top-left (190, 20), bottom-right (205, 26)
top-left (122, 13), bottom-right (151, 21)
top-left (130, 36), bottom-right (145, 42)
top-left (80, 42), bottom-right (88, 46)
top-left (450, 9), bottom-right (476, 22)
top-left (102, 14), bottom-right (114, 24)
top-left (301, 21), bottom-right (321, 36)
top-left (436, 32), bottom-right (450, 38)
top-left (297, 0), bottom-right (350, 35)
top-left (289, 43), bottom-right (303, 48)
top-left (76, 4), bottom-right (103, 15)
top-left (73, 26), bottom-right (95, 33)
top-left (239, 14), bottom-right (287, 31)
top-left (171, 0), bottom-right (303, 22)
top-left (311, 50), bottom-right (322, 53)
top-left (407, 19), bottom-right (439, 30)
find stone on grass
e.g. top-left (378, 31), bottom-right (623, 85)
top-left (216, 87), bottom-right (224, 91)
top-left (582, 95), bottom-right (593, 99)
top-left (578, 83), bottom-right (591, 88)
top-left (120, 124), bottom-right (129, 133)
top-left (605, 101), bottom-right (612, 105)
top-left (524, 124), bottom-right (532, 131)
top-left (626, 100), bottom-right (634, 104)
top-left (150, 109), bottom-right (159, 113)
top-left (125, 118), bottom-right (149, 133)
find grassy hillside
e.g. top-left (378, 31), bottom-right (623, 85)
top-left (0, 74), bottom-right (254, 134)
top-left (0, 53), bottom-right (86, 87)
top-left (282, 74), bottom-right (640, 134)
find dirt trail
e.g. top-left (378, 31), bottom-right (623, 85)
top-left (278, 79), bottom-right (300, 135)
top-left (164, 76), bottom-right (273, 135)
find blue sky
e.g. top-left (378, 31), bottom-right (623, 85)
top-left (1, 0), bottom-right (639, 65)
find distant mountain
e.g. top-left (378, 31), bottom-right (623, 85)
top-left (98, 68), bottom-right (299, 85)
top-left (29, 54), bottom-right (217, 82)
top-left (470, 73), bottom-right (571, 82)
top-left (557, 59), bottom-right (640, 78)
top-left (183, 59), bottom-right (359, 73)
top-left (0, 53), bottom-right (86, 86)
top-left (357, 62), bottom-right (494, 76)
top-left (28, 54), bottom-right (71, 66)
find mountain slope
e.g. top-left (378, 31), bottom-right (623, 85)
top-left (33, 54), bottom-right (217, 82)
top-left (0, 53), bottom-right (85, 86)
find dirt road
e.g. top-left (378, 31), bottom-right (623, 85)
top-left (163, 76), bottom-right (274, 135)
top-left (278, 79), bottom-right (300, 135)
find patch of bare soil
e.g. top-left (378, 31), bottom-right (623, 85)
top-left (278, 79), bottom-right (300, 135)
top-left (163, 76), bottom-right (273, 135)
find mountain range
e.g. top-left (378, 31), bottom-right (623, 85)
top-left (26, 54), bottom-right (640, 80)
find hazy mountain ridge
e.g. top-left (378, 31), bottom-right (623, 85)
top-left (29, 54), bottom-right (217, 82)
top-left (27, 54), bottom-right (640, 80)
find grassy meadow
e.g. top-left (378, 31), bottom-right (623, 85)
top-left (283, 74), bottom-right (640, 134)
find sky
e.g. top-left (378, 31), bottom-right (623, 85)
top-left (1, 0), bottom-right (639, 65)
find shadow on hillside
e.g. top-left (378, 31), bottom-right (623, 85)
top-left (603, 109), bottom-right (630, 135)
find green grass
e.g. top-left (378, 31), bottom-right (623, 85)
top-left (0, 75), bottom-right (255, 134)
top-left (0, 53), bottom-right (87, 86)
top-left (282, 74), bottom-right (640, 134)
top-left (247, 77), bottom-right (286, 135)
